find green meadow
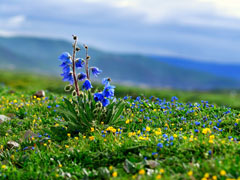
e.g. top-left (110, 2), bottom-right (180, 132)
top-left (0, 70), bottom-right (239, 179)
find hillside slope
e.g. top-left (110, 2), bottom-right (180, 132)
top-left (0, 36), bottom-right (239, 90)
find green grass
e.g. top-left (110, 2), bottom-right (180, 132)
top-left (0, 83), bottom-right (240, 179)
top-left (1, 70), bottom-right (240, 109)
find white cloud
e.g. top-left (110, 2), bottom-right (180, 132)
top-left (0, 15), bottom-right (26, 29)
top-left (198, 0), bottom-right (240, 18)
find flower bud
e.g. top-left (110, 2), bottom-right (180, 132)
top-left (86, 56), bottom-right (91, 60)
top-left (76, 47), bottom-right (80, 51)
top-left (79, 91), bottom-right (84, 98)
top-left (72, 35), bottom-right (77, 40)
top-left (72, 90), bottom-right (77, 97)
top-left (84, 44), bottom-right (88, 49)
top-left (64, 84), bottom-right (73, 92)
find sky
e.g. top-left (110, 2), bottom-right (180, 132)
top-left (1, 0), bottom-right (240, 63)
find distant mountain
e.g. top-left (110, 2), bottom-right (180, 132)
top-left (150, 55), bottom-right (240, 80)
top-left (0, 36), bottom-right (240, 90)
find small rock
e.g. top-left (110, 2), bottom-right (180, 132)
top-left (0, 115), bottom-right (10, 124)
top-left (34, 90), bottom-right (45, 98)
top-left (8, 90), bottom-right (15, 94)
top-left (147, 160), bottom-right (159, 169)
top-left (7, 141), bottom-right (20, 149)
top-left (6, 113), bottom-right (15, 119)
top-left (24, 130), bottom-right (38, 140)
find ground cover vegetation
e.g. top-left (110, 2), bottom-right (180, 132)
top-left (0, 36), bottom-right (239, 179)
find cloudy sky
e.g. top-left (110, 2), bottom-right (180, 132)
top-left (1, 0), bottom-right (240, 63)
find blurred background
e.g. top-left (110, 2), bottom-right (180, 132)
top-left (1, 0), bottom-right (240, 107)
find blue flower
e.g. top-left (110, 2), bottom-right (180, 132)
top-left (195, 122), bottom-right (200, 126)
top-left (61, 64), bottom-right (71, 74)
top-left (91, 67), bottom-right (102, 77)
top-left (61, 72), bottom-right (74, 85)
top-left (94, 92), bottom-right (104, 102)
top-left (171, 96), bottom-right (178, 102)
top-left (102, 78), bottom-right (110, 86)
top-left (82, 79), bottom-right (93, 90)
top-left (78, 72), bottom-right (87, 81)
top-left (157, 143), bottom-right (163, 148)
top-left (102, 98), bottom-right (110, 107)
top-left (59, 52), bottom-right (71, 63)
top-left (75, 59), bottom-right (85, 69)
top-left (103, 85), bottom-right (115, 98)
top-left (170, 136), bottom-right (174, 141)
top-left (163, 134), bottom-right (168, 138)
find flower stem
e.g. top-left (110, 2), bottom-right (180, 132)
top-left (85, 46), bottom-right (90, 80)
top-left (72, 38), bottom-right (80, 96)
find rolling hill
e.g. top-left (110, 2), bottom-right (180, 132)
top-left (0, 36), bottom-right (239, 90)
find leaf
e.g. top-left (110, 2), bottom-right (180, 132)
top-left (123, 159), bottom-right (136, 174)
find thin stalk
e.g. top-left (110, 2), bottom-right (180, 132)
top-left (72, 39), bottom-right (80, 96)
top-left (85, 47), bottom-right (90, 79)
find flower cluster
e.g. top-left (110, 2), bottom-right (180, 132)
top-left (94, 78), bottom-right (115, 107)
top-left (59, 52), bottom-right (74, 85)
top-left (58, 35), bottom-right (115, 107)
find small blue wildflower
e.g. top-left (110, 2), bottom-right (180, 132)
top-left (171, 96), bottom-right (178, 102)
top-left (102, 98), bottom-right (110, 107)
top-left (152, 152), bottom-right (158, 156)
top-left (47, 106), bottom-right (51, 108)
top-left (163, 134), bottom-right (168, 138)
top-left (170, 136), bottom-right (174, 141)
top-left (61, 72), bottom-right (74, 85)
top-left (75, 58), bottom-right (85, 69)
top-left (59, 52), bottom-right (71, 63)
top-left (103, 85), bottom-right (115, 98)
top-left (91, 67), bottom-right (102, 77)
top-left (78, 72), bottom-right (87, 81)
top-left (82, 80), bottom-right (93, 90)
top-left (94, 92), bottom-right (104, 102)
top-left (208, 150), bottom-right (212, 155)
top-left (195, 122), bottom-right (200, 126)
top-left (195, 129), bottom-right (199, 133)
top-left (56, 105), bottom-right (60, 108)
top-left (102, 78), bottom-right (110, 86)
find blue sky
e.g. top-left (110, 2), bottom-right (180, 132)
top-left (1, 0), bottom-right (240, 63)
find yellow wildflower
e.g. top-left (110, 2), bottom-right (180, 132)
top-left (220, 170), bottom-right (226, 176)
top-left (139, 169), bottom-right (145, 175)
top-left (89, 136), bottom-right (94, 141)
top-left (187, 171), bottom-right (193, 176)
top-left (156, 174), bottom-right (162, 179)
top-left (146, 126), bottom-right (151, 132)
top-left (112, 172), bottom-right (117, 177)
top-left (160, 169), bottom-right (164, 173)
